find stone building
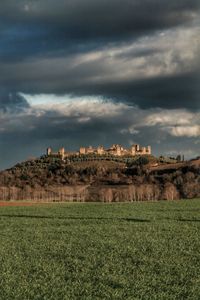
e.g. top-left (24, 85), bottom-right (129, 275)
top-left (46, 143), bottom-right (151, 159)
top-left (97, 146), bottom-right (104, 155)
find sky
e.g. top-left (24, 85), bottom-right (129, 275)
top-left (0, 0), bottom-right (200, 169)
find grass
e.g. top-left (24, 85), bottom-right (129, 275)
top-left (0, 200), bottom-right (200, 300)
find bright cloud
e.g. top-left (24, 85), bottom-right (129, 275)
top-left (2, 95), bottom-right (199, 141)
top-left (145, 110), bottom-right (194, 126)
top-left (19, 93), bottom-right (129, 119)
top-left (167, 125), bottom-right (200, 137)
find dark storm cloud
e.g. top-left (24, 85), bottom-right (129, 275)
top-left (0, 0), bottom-right (199, 106)
top-left (0, 0), bottom-right (200, 169)
top-left (0, 91), bottom-right (29, 113)
top-left (0, 0), bottom-right (199, 61)
top-left (1, 57), bottom-right (199, 110)
top-left (1, 0), bottom-right (199, 34)
top-left (83, 71), bottom-right (200, 110)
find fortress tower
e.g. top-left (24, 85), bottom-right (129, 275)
top-left (58, 147), bottom-right (65, 160)
top-left (115, 145), bottom-right (121, 156)
top-left (47, 147), bottom-right (52, 156)
top-left (146, 146), bottom-right (151, 155)
top-left (97, 146), bottom-right (104, 155)
top-left (135, 144), bottom-right (140, 152)
top-left (80, 147), bottom-right (86, 155)
top-left (130, 145), bottom-right (136, 155)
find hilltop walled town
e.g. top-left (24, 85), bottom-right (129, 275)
top-left (46, 144), bottom-right (151, 160)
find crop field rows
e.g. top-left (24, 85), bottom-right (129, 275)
top-left (0, 200), bottom-right (200, 299)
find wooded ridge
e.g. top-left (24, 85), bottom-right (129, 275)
top-left (0, 155), bottom-right (200, 201)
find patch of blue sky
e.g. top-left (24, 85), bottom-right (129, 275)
top-left (0, 24), bottom-right (48, 59)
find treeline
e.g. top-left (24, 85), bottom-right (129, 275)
top-left (0, 184), bottom-right (179, 202)
top-left (0, 156), bottom-right (199, 201)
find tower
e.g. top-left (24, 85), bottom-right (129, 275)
top-left (47, 147), bottom-right (52, 156)
top-left (130, 145), bottom-right (137, 155)
top-left (146, 146), bottom-right (151, 155)
top-left (58, 147), bottom-right (65, 160)
top-left (116, 145), bottom-right (121, 156)
top-left (80, 147), bottom-right (86, 154)
top-left (135, 144), bottom-right (140, 152)
top-left (97, 145), bottom-right (104, 155)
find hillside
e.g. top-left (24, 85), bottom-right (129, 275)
top-left (0, 155), bottom-right (200, 201)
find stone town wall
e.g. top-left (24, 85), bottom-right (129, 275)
top-left (47, 144), bottom-right (151, 158)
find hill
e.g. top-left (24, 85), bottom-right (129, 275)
top-left (0, 155), bottom-right (200, 201)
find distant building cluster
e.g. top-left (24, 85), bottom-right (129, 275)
top-left (46, 144), bottom-right (151, 160)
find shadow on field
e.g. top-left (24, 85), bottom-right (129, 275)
top-left (0, 214), bottom-right (150, 222)
top-left (177, 219), bottom-right (200, 222)
top-left (123, 218), bottom-right (150, 222)
top-left (155, 209), bottom-right (200, 212)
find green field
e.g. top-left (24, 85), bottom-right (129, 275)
top-left (0, 200), bottom-right (200, 300)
